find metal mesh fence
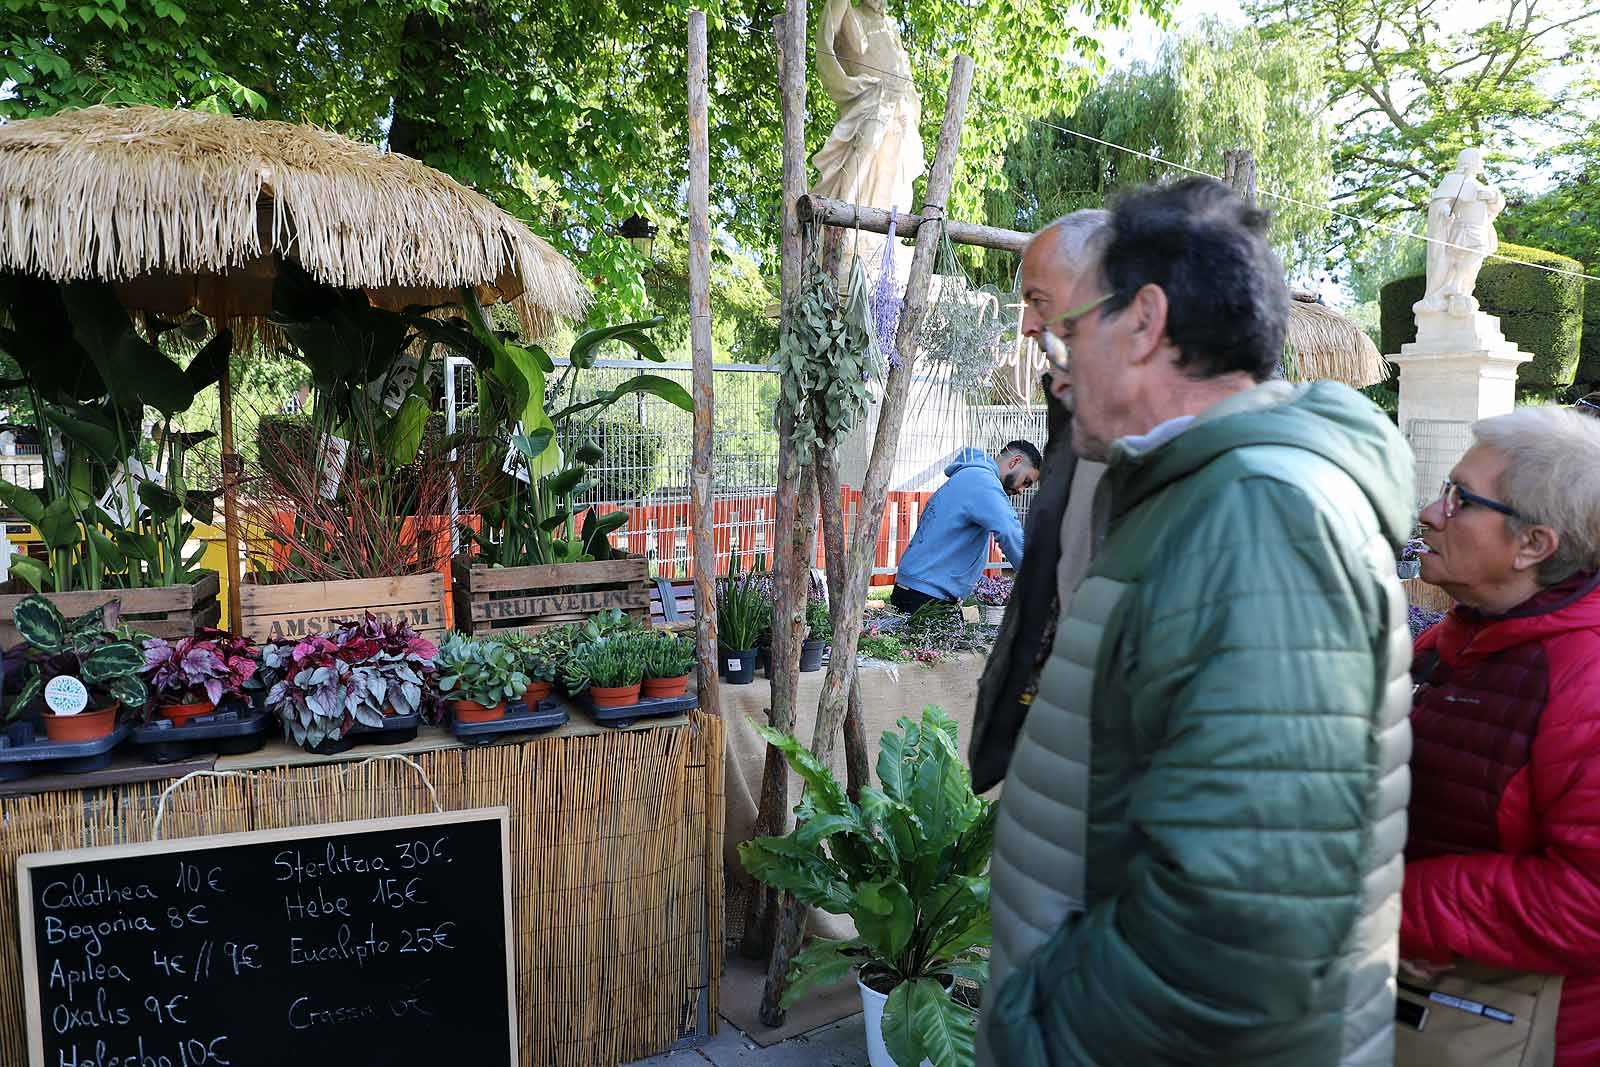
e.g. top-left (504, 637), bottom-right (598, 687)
top-left (446, 357), bottom-right (1048, 580)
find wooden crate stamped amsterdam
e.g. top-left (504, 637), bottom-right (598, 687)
top-left (237, 572), bottom-right (446, 644)
top-left (452, 556), bottom-right (651, 636)
top-left (0, 572), bottom-right (221, 649)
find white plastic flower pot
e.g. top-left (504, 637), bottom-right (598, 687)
top-left (979, 604), bottom-right (1006, 627)
top-left (858, 977), bottom-right (932, 1067)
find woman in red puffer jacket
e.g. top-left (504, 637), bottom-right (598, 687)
top-left (1404, 404), bottom-right (1600, 1066)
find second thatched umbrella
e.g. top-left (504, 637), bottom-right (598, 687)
top-left (0, 104), bottom-right (592, 624)
top-left (1286, 290), bottom-right (1387, 388)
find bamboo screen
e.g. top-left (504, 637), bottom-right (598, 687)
top-left (0, 711), bottom-right (725, 1066)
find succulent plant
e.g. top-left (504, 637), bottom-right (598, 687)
top-left (641, 631), bottom-right (695, 680)
top-left (435, 632), bottom-right (529, 707)
top-left (488, 630), bottom-right (562, 684)
top-left (563, 633), bottom-right (647, 693)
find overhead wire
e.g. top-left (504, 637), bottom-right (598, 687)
top-left (808, 44), bottom-right (1600, 284)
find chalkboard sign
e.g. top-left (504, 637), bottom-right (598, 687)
top-left (16, 808), bottom-right (516, 1067)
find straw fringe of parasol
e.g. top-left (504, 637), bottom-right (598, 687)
top-left (0, 105), bottom-right (589, 337)
top-left (1287, 291), bottom-right (1388, 389)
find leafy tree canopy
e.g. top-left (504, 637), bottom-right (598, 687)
top-left (2, 0), bottom-right (1172, 325)
top-left (973, 19), bottom-right (1332, 282)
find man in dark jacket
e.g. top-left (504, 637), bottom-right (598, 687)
top-left (970, 209), bottom-right (1108, 793)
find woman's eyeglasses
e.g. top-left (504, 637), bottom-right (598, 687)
top-left (1437, 478), bottom-right (1522, 521)
top-left (1574, 394), bottom-right (1600, 418)
top-left (1035, 293), bottom-right (1113, 372)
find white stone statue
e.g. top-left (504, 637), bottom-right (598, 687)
top-left (811, 0), bottom-right (925, 221)
top-left (1415, 148), bottom-right (1505, 318)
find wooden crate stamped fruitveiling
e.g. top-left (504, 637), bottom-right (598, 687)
top-left (0, 572), bottom-right (221, 649)
top-left (452, 556), bottom-right (651, 636)
top-left (237, 573), bottom-right (446, 644)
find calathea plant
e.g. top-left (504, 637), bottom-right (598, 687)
top-left (740, 706), bottom-right (994, 1067)
top-left (8, 595), bottom-right (148, 717)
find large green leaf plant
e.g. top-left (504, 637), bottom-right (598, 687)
top-left (739, 706), bottom-right (994, 1067)
top-left (0, 273), bottom-right (229, 593)
top-left (438, 294), bottom-right (694, 567)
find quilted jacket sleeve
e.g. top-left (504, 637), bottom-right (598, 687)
top-left (1014, 475), bottom-right (1404, 1063)
top-left (1402, 655), bottom-right (1600, 974)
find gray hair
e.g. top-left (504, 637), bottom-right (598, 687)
top-left (1032, 209), bottom-right (1111, 268)
top-left (1472, 404), bottom-right (1600, 584)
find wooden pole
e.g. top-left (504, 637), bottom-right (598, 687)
top-left (817, 453), bottom-right (868, 801)
top-left (1224, 147), bottom-right (1258, 205)
top-left (760, 53), bottom-right (978, 1024)
top-left (741, 2), bottom-right (810, 961)
top-left (687, 10), bottom-right (720, 722)
top-left (798, 193), bottom-right (1028, 254)
top-left (218, 358), bottom-right (243, 630)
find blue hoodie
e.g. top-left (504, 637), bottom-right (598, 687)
top-left (895, 448), bottom-right (1025, 602)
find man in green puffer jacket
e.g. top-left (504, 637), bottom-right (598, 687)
top-left (978, 178), bottom-right (1414, 1066)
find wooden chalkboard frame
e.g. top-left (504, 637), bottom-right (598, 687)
top-left (15, 807), bottom-right (517, 1067)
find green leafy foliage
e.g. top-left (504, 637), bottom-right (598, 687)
top-left (434, 632), bottom-right (529, 707)
top-left (805, 597), bottom-right (833, 644)
top-left (561, 632), bottom-right (646, 692)
top-left (640, 630), bottom-right (694, 681)
top-left (739, 706), bottom-right (992, 1067)
top-left (7, 595), bottom-right (148, 719)
top-left (775, 250), bottom-right (878, 467)
top-left (716, 567), bottom-right (772, 652)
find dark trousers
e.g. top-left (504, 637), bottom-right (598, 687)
top-left (890, 584), bottom-right (951, 614)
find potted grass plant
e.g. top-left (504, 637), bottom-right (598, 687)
top-left (740, 706), bottom-right (992, 1067)
top-left (641, 630), bottom-right (694, 699)
top-left (7, 595), bottom-right (147, 742)
top-left (435, 633), bottom-right (527, 724)
top-left (717, 570), bottom-right (770, 685)
top-left (801, 596), bottom-right (831, 673)
top-left (140, 629), bottom-right (258, 726)
top-left (563, 633), bottom-right (647, 708)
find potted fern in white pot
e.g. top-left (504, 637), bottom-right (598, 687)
top-left (740, 706), bottom-right (993, 1067)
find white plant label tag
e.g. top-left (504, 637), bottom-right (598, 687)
top-left (44, 676), bottom-right (89, 716)
top-left (97, 458), bottom-right (164, 525)
top-left (379, 355), bottom-right (429, 414)
top-left (317, 433), bottom-right (350, 500)
top-left (501, 422), bottom-right (532, 484)
top-left (726, 658), bottom-right (741, 672)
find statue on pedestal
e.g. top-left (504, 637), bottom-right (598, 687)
top-left (811, 0), bottom-right (924, 270)
top-left (1415, 149), bottom-right (1505, 318)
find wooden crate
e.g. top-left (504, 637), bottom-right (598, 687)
top-left (0, 572), bottom-right (221, 649)
top-left (452, 556), bottom-right (651, 636)
top-left (237, 573), bottom-right (446, 644)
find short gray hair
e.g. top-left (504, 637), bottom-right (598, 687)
top-left (1032, 209), bottom-right (1111, 267)
top-left (1472, 404), bottom-right (1600, 584)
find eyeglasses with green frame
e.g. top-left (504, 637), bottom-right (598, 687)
top-left (1436, 478), bottom-right (1523, 521)
top-left (1034, 293), bottom-right (1113, 372)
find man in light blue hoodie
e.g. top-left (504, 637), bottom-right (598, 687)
top-left (889, 441), bottom-right (1041, 612)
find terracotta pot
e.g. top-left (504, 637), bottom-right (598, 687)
top-left (159, 700), bottom-right (217, 728)
top-left (523, 680), bottom-right (553, 706)
top-left (452, 698), bottom-right (507, 724)
top-left (642, 674), bottom-right (689, 699)
top-left (42, 703), bottom-right (119, 743)
top-left (590, 683), bottom-right (642, 708)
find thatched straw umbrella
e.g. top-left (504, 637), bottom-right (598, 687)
top-left (1286, 290), bottom-right (1387, 388)
top-left (0, 105), bottom-right (591, 624)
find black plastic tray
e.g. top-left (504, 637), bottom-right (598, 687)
top-left (348, 711), bottom-right (422, 746)
top-left (0, 720), bottom-right (132, 780)
top-left (130, 705), bottom-right (272, 764)
top-left (450, 698), bottom-right (568, 745)
top-left (575, 690), bottom-right (699, 729)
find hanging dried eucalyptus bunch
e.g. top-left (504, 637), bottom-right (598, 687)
top-left (918, 232), bottom-right (1008, 396)
top-left (774, 244), bottom-right (880, 466)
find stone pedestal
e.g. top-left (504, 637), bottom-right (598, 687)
top-left (1391, 310), bottom-right (1533, 435)
top-left (1390, 310), bottom-right (1533, 508)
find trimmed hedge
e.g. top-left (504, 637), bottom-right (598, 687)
top-left (1582, 278), bottom-right (1600, 388)
top-left (1377, 242), bottom-right (1586, 389)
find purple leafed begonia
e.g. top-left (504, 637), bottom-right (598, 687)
top-left (142, 630), bottom-right (258, 707)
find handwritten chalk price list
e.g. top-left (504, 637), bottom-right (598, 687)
top-left (17, 810), bottom-right (516, 1067)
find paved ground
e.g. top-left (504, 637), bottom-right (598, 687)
top-left (625, 1014), bottom-right (868, 1067)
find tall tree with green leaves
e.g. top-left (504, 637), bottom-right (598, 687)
top-left (973, 20), bottom-right (1332, 281)
top-left (1245, 0), bottom-right (1599, 258)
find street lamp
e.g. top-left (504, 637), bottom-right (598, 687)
top-left (617, 214), bottom-right (659, 260)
